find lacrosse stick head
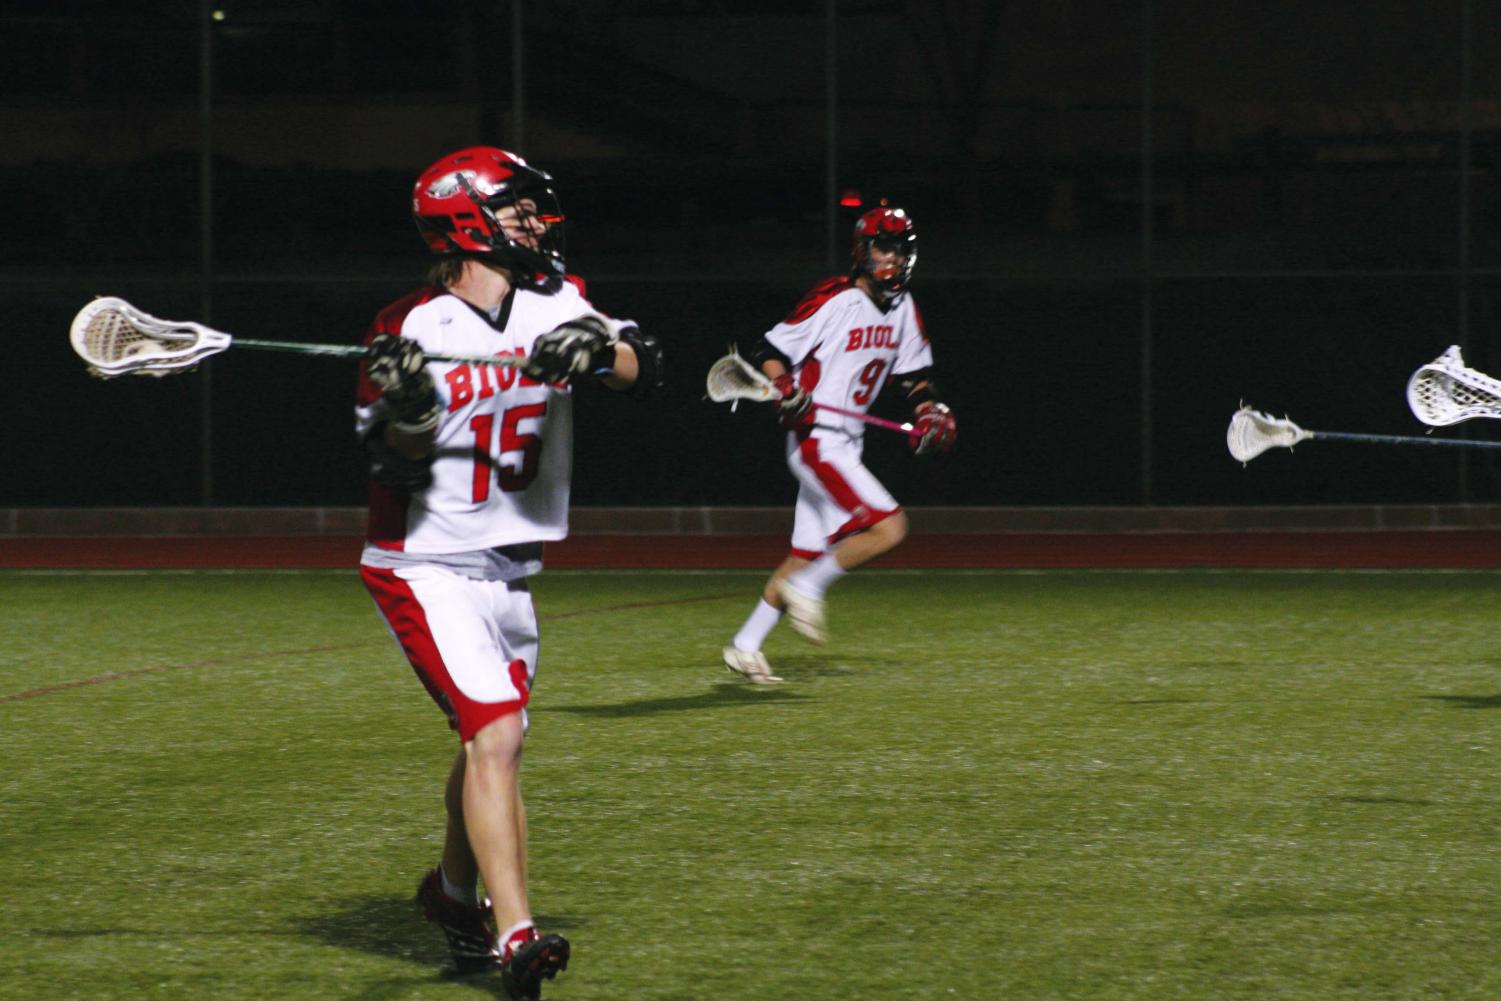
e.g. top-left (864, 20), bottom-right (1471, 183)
top-left (1405, 345), bottom-right (1501, 427)
top-left (70, 297), bottom-right (231, 378)
top-left (706, 349), bottom-right (779, 405)
top-left (1227, 405), bottom-right (1312, 463)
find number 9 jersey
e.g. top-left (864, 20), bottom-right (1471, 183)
top-left (356, 278), bottom-right (634, 554)
top-left (763, 276), bottom-right (934, 442)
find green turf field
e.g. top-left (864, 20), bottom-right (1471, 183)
top-left (3, 568), bottom-right (1500, 1000)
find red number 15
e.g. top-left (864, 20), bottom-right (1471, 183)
top-left (469, 402), bottom-right (548, 501)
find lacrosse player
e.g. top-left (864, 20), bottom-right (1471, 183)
top-left (356, 146), bottom-right (661, 999)
top-left (722, 206), bottom-right (957, 684)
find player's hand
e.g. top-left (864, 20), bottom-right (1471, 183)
top-left (910, 402), bottom-right (957, 455)
top-left (773, 372), bottom-right (813, 431)
top-left (367, 334), bottom-right (439, 432)
top-left (522, 315), bottom-right (618, 384)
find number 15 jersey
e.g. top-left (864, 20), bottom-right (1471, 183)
top-left (355, 279), bottom-right (629, 555)
top-left (764, 277), bottom-right (934, 442)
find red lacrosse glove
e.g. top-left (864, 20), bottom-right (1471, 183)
top-left (774, 372), bottom-right (814, 431)
top-left (910, 402), bottom-right (957, 455)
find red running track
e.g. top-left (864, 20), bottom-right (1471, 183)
top-left (3, 532), bottom-right (1500, 569)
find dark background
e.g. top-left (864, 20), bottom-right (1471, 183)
top-left (8, 0), bottom-right (1501, 509)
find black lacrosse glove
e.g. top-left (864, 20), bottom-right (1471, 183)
top-left (521, 315), bottom-right (618, 385)
top-left (367, 334), bottom-right (439, 433)
top-left (910, 402), bottom-right (957, 456)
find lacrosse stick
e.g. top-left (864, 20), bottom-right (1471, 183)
top-left (1227, 404), bottom-right (1501, 464)
top-left (1405, 345), bottom-right (1501, 427)
top-left (70, 296), bottom-right (522, 379)
top-left (705, 350), bottom-right (915, 435)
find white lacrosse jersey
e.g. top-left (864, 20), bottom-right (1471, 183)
top-left (355, 277), bottom-right (627, 554)
top-left (764, 277), bottom-right (934, 441)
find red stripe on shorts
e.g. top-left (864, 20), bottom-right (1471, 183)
top-left (796, 437), bottom-right (896, 543)
top-left (360, 565), bottom-right (528, 742)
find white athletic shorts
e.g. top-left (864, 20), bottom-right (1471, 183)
top-left (361, 563), bottom-right (539, 742)
top-left (785, 433), bottom-right (899, 559)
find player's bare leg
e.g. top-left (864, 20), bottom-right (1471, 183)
top-left (830, 509), bottom-right (909, 572)
top-left (463, 712), bottom-right (529, 934)
top-left (441, 750), bottom-right (479, 888)
top-left (510, 774), bottom-right (527, 899)
top-left (463, 711), bottom-right (568, 1000)
top-left (780, 511), bottom-right (909, 644)
top-left (415, 748), bottom-right (499, 972)
top-left (762, 555), bottom-right (811, 605)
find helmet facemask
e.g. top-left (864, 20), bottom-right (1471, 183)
top-left (458, 171), bottom-right (566, 283)
top-left (857, 234), bottom-right (917, 299)
top-left (851, 208), bottom-right (917, 302)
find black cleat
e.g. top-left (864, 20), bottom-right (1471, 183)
top-left (501, 932), bottom-right (571, 1001)
top-left (415, 868), bottom-right (497, 974)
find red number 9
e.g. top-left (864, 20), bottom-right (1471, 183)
top-left (852, 359), bottom-right (887, 406)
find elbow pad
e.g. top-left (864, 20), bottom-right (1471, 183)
top-left (619, 325), bottom-right (663, 398)
top-left (896, 367), bottom-right (941, 407)
top-left (364, 428), bottom-right (434, 491)
top-left (749, 337), bottom-right (792, 371)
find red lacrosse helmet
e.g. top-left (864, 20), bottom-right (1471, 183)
top-left (851, 206), bottom-right (917, 299)
top-left (411, 146), bottom-right (566, 282)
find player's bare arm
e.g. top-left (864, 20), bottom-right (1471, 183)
top-left (758, 357), bottom-right (788, 381)
top-left (750, 339), bottom-right (810, 426)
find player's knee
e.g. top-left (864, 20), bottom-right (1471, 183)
top-left (467, 712), bottom-right (525, 771)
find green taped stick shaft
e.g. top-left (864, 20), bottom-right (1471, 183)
top-left (232, 338), bottom-right (518, 367)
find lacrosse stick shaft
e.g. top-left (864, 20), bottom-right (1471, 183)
top-left (1311, 429), bottom-right (1501, 451)
top-left (232, 338), bottom-right (518, 367)
top-left (812, 402), bottom-right (914, 435)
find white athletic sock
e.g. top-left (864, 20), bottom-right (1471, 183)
top-left (788, 553), bottom-right (846, 599)
top-left (732, 599), bottom-right (782, 652)
top-left (440, 864), bottom-right (479, 906)
top-left (501, 919), bottom-right (537, 959)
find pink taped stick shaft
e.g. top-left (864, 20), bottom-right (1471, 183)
top-left (812, 402), bottom-right (914, 436)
